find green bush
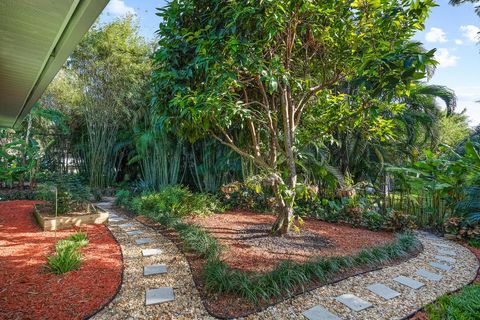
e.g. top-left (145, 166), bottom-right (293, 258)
top-left (425, 284), bottom-right (480, 320)
top-left (46, 231), bottom-right (88, 274)
top-left (132, 186), bottom-right (222, 217)
top-left (115, 189), bottom-right (131, 207)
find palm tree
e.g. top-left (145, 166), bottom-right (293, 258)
top-left (449, 0), bottom-right (480, 16)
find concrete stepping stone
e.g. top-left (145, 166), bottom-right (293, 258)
top-left (142, 248), bottom-right (163, 257)
top-left (416, 268), bottom-right (443, 281)
top-left (118, 223), bottom-right (134, 229)
top-left (135, 238), bottom-right (153, 245)
top-left (393, 276), bottom-right (425, 289)
top-left (434, 242), bottom-right (453, 249)
top-left (435, 255), bottom-right (456, 263)
top-left (437, 248), bottom-right (456, 256)
top-left (303, 305), bottom-right (341, 320)
top-left (367, 283), bottom-right (400, 300)
top-left (126, 230), bottom-right (144, 236)
top-left (335, 293), bottom-right (372, 311)
top-left (429, 261), bottom-right (452, 271)
top-left (144, 264), bottom-right (168, 276)
top-left (145, 287), bottom-right (174, 305)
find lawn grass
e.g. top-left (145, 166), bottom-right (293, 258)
top-left (424, 284), bottom-right (480, 320)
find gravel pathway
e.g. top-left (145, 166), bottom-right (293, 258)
top-left (91, 202), bottom-right (478, 320)
top-left (91, 201), bottom-right (213, 320)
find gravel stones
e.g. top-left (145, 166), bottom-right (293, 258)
top-left (91, 203), bottom-right (213, 320)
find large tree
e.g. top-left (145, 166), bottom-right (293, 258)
top-left (153, 0), bottom-right (436, 235)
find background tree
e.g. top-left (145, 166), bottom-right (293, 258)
top-left (153, 0), bottom-right (436, 235)
top-left (69, 16), bottom-right (151, 189)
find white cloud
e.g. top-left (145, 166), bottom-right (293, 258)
top-left (454, 39), bottom-right (463, 45)
top-left (426, 27), bottom-right (448, 43)
top-left (105, 0), bottom-right (135, 16)
top-left (453, 86), bottom-right (480, 126)
top-left (434, 48), bottom-right (459, 68)
top-left (460, 25), bottom-right (480, 43)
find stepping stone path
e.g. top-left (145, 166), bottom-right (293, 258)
top-left (303, 305), bottom-right (341, 320)
top-left (145, 287), bottom-right (175, 305)
top-left (393, 276), bottom-right (425, 289)
top-left (335, 293), bottom-right (372, 311)
top-left (144, 264), bottom-right (168, 276)
top-left (429, 261), bottom-right (452, 271)
top-left (106, 206), bottom-right (176, 308)
top-left (416, 268), bottom-right (443, 281)
top-left (135, 238), bottom-right (153, 245)
top-left (367, 283), bottom-right (400, 300)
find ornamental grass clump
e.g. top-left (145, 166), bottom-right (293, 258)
top-left (47, 231), bottom-right (89, 274)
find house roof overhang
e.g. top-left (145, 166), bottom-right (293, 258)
top-left (0, 0), bottom-right (109, 128)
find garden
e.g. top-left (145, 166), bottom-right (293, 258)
top-left (1, 0), bottom-right (480, 319)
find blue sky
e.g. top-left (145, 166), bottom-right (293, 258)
top-left (100, 0), bottom-right (480, 126)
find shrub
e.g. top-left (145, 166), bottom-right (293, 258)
top-left (132, 186), bottom-right (222, 217)
top-left (115, 189), bottom-right (131, 207)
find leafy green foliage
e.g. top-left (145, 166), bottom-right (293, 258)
top-left (115, 189), bottom-right (131, 207)
top-left (425, 284), bottom-right (480, 320)
top-left (131, 186), bottom-right (222, 217)
top-left (47, 231), bottom-right (88, 274)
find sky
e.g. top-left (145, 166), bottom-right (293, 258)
top-left (100, 0), bottom-right (480, 126)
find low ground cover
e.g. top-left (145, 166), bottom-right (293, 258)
top-left (0, 201), bottom-right (122, 320)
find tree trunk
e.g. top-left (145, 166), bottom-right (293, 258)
top-left (271, 200), bottom-right (294, 236)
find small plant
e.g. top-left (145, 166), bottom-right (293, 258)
top-left (46, 231), bottom-right (88, 274)
top-left (47, 245), bottom-right (81, 274)
top-left (67, 231), bottom-right (89, 248)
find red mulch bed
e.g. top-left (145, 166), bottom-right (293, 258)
top-left (186, 210), bottom-right (395, 272)
top-left (0, 201), bottom-right (122, 320)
